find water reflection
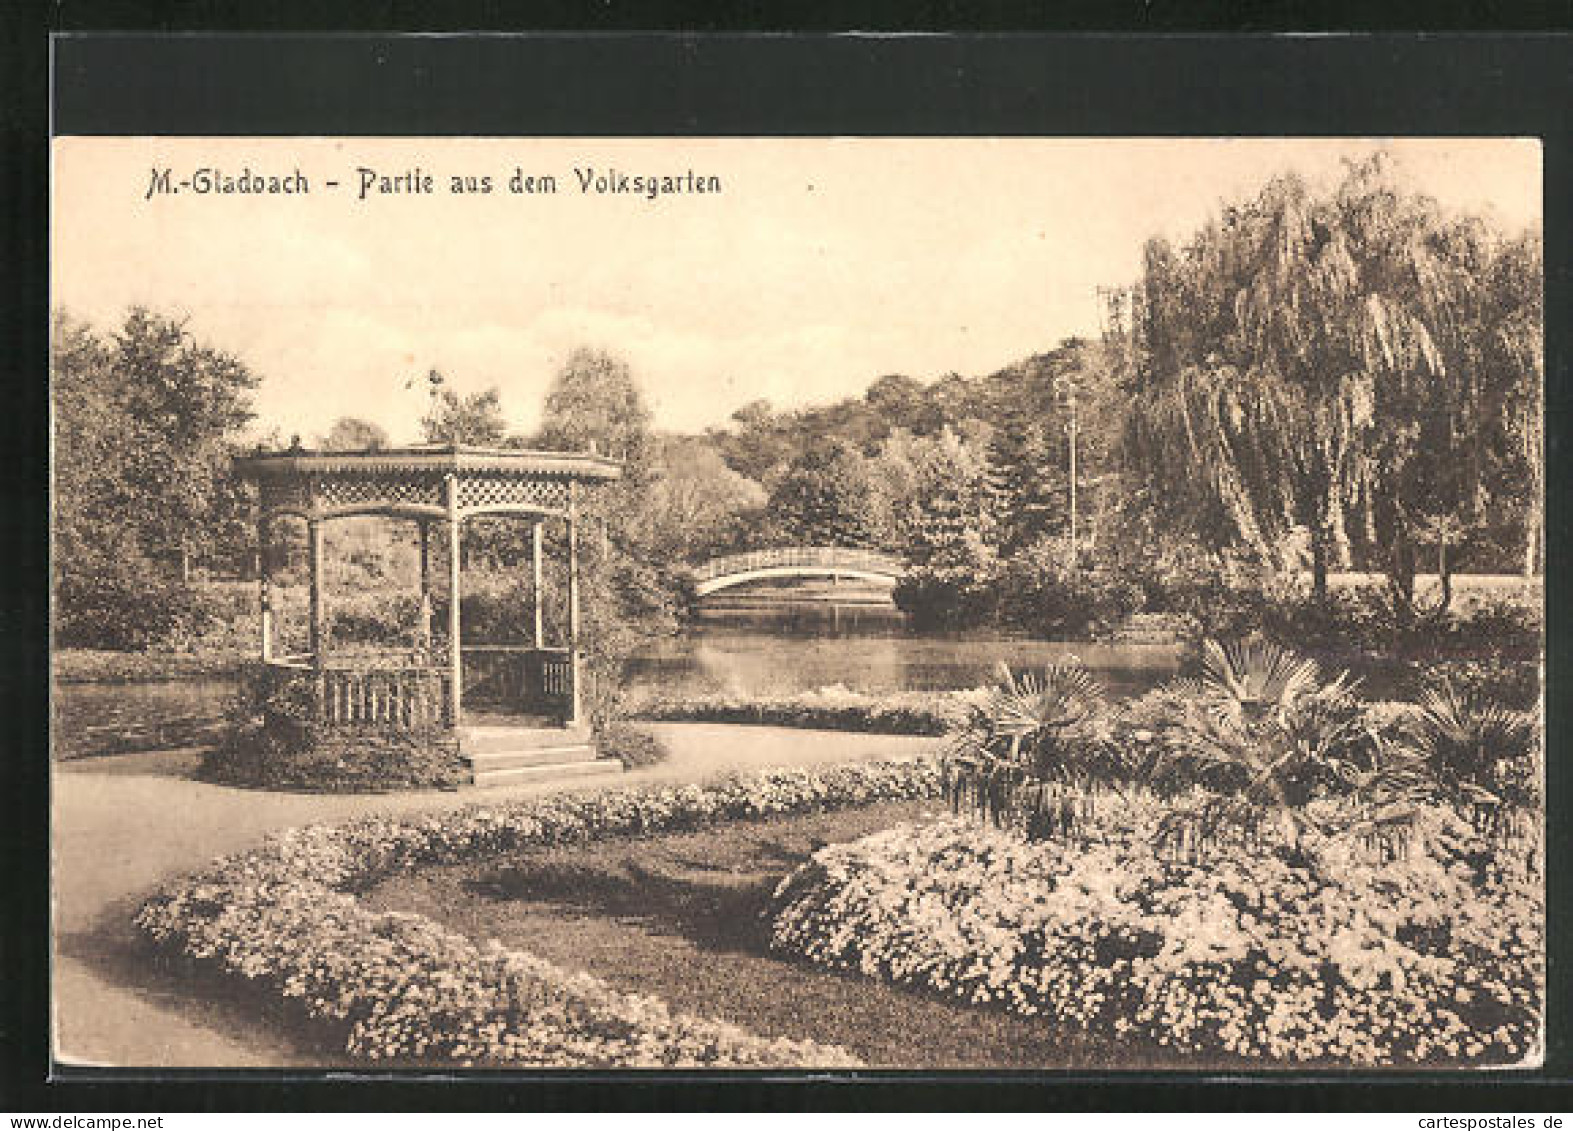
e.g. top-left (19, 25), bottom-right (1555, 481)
top-left (630, 624), bottom-right (1182, 700)
top-left (53, 679), bottom-right (235, 760)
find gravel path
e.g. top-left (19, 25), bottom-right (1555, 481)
top-left (51, 724), bottom-right (940, 1068)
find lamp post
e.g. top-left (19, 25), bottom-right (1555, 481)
top-left (1055, 376), bottom-right (1080, 572)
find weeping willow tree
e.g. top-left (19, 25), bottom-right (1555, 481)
top-left (1118, 155), bottom-right (1543, 606)
top-left (1479, 234), bottom-right (1545, 577)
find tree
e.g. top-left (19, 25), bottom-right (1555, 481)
top-left (886, 428), bottom-right (992, 567)
top-left (320, 416), bottom-right (390, 452)
top-left (766, 438), bottom-right (884, 549)
top-left (537, 347), bottom-right (654, 480)
top-left (53, 308), bottom-right (259, 646)
top-left (53, 312), bottom-right (130, 578)
top-left (986, 413), bottom-right (1063, 555)
top-left (637, 437), bottom-right (768, 560)
top-left (864, 373), bottom-right (945, 435)
top-left (421, 377), bottom-right (508, 445)
top-left (709, 399), bottom-right (799, 483)
top-left (534, 346), bottom-right (660, 563)
top-left (1118, 156), bottom-right (1541, 607)
top-left (1476, 233), bottom-right (1544, 576)
top-left (885, 431), bottom-right (999, 630)
top-left (108, 308), bottom-right (258, 580)
top-left (533, 349), bottom-right (677, 731)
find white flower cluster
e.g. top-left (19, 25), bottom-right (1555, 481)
top-left (135, 756), bottom-right (945, 1068)
top-left (635, 685), bottom-right (980, 735)
top-left (768, 805), bottom-right (1542, 1067)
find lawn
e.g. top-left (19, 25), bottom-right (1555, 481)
top-left (360, 800), bottom-right (1190, 1069)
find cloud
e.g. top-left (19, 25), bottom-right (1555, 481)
top-left (54, 137), bottom-right (1540, 443)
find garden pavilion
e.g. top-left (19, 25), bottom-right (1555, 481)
top-left (237, 443), bottom-right (623, 786)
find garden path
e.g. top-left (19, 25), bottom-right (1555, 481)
top-left (51, 724), bottom-right (941, 1068)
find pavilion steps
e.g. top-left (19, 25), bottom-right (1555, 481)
top-left (459, 722), bottom-right (622, 788)
top-left (468, 759), bottom-right (625, 789)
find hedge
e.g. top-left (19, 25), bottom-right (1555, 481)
top-left (135, 756), bottom-right (944, 1068)
top-left (632, 686), bottom-right (973, 736)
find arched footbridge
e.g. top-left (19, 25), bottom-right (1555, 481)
top-left (691, 546), bottom-right (908, 597)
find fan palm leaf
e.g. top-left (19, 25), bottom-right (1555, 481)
top-left (945, 659), bottom-right (1109, 840)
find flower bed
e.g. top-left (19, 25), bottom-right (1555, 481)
top-left (632, 686), bottom-right (974, 736)
top-left (135, 756), bottom-right (944, 1068)
top-left (767, 808), bottom-right (1542, 1067)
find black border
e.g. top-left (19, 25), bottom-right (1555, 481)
top-left (8, 27), bottom-right (1573, 1112)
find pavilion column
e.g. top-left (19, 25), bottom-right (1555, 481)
top-left (531, 519), bottom-right (545, 650)
top-left (256, 514), bottom-right (274, 662)
top-left (307, 516), bottom-right (326, 715)
top-left (417, 520), bottom-right (433, 652)
top-left (445, 475), bottom-right (463, 726)
top-left (307, 517), bottom-right (326, 662)
top-left (567, 505), bottom-right (582, 726)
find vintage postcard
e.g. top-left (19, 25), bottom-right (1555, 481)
top-left (50, 135), bottom-right (1544, 1072)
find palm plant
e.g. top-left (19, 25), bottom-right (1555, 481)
top-left (1406, 676), bottom-right (1539, 839)
top-left (1148, 639), bottom-right (1379, 859)
top-left (944, 660), bottom-right (1111, 842)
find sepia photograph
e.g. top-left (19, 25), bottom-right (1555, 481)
top-left (50, 135), bottom-right (1545, 1073)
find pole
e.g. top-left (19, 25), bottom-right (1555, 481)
top-left (532, 519), bottom-right (545, 649)
top-left (1067, 391), bottom-right (1079, 571)
top-left (445, 474), bottom-right (463, 725)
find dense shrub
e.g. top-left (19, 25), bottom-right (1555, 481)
top-left (892, 564), bottom-right (999, 632)
top-left (1421, 658), bottom-right (1540, 713)
top-left (633, 686), bottom-right (971, 735)
top-left (439, 574), bottom-right (540, 645)
top-left (944, 660), bottom-right (1116, 841)
top-left (893, 547), bottom-right (1146, 639)
top-left (56, 563), bottom-right (205, 651)
top-left (199, 666), bottom-right (464, 792)
top-left (946, 641), bottom-right (1541, 866)
top-left (200, 722), bottom-right (465, 792)
top-left (136, 757), bottom-right (944, 1067)
top-left (595, 721), bottom-right (671, 768)
top-left (947, 643), bottom-right (1403, 854)
top-left (329, 593), bottom-right (423, 647)
top-left (995, 544), bottom-right (1146, 639)
top-left (769, 810), bottom-right (1542, 1066)
top-left (1174, 585), bottom-right (1542, 666)
top-left (1405, 675), bottom-right (1541, 835)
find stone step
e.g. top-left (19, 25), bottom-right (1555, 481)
top-left (470, 758), bottom-right (624, 789)
top-left (465, 744), bottom-right (600, 771)
top-left (460, 724), bottom-right (592, 755)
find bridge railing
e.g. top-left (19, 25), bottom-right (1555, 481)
top-left (691, 546), bottom-right (907, 583)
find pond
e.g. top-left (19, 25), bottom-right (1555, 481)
top-left (629, 627), bottom-right (1182, 700)
top-left (52, 625), bottom-right (1183, 760)
top-left (53, 678), bottom-right (237, 761)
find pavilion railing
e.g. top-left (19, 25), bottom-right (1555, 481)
top-left (322, 665), bottom-right (450, 728)
top-left (263, 655), bottom-right (453, 729)
top-left (262, 646), bottom-right (576, 727)
top-left (460, 645), bottom-right (575, 722)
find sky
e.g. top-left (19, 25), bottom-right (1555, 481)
top-left (52, 137), bottom-right (1541, 442)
